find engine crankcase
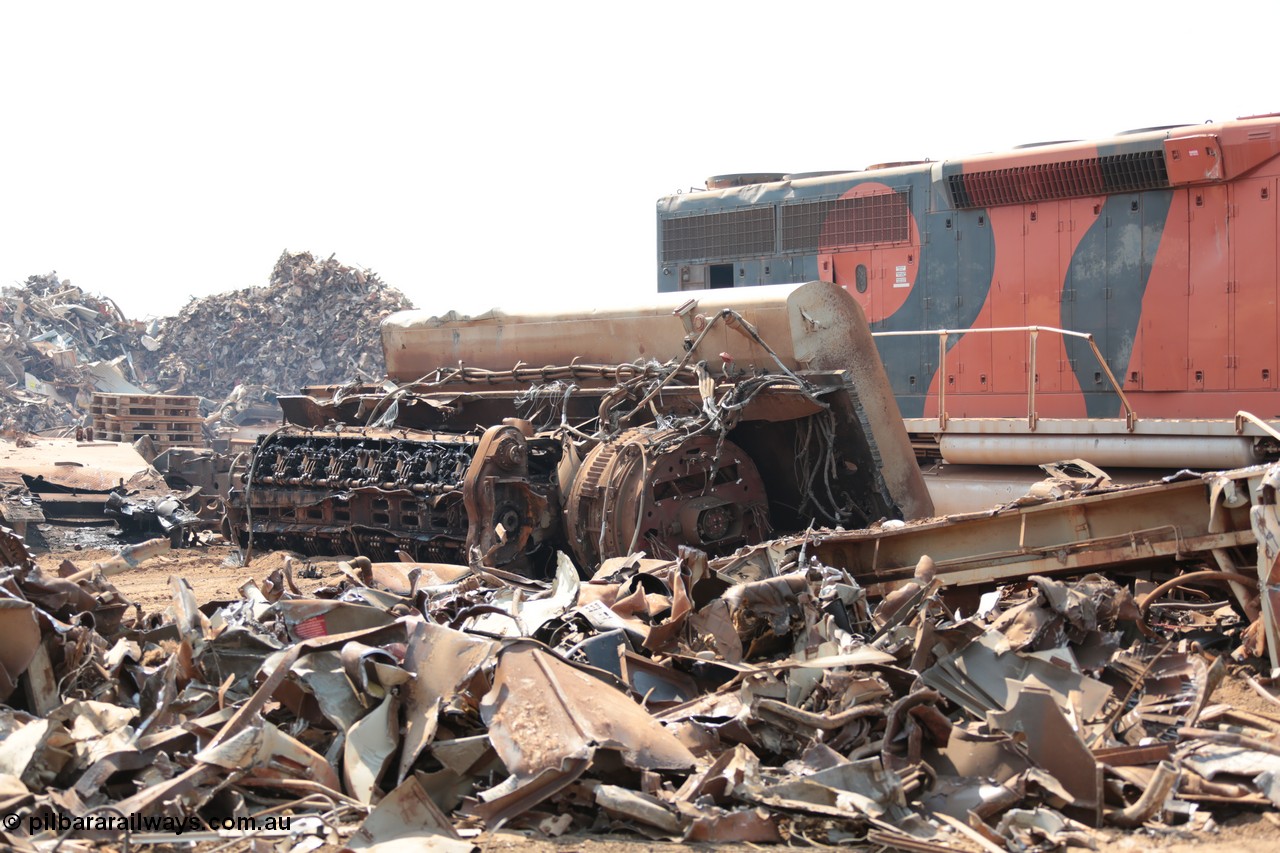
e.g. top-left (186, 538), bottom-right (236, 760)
top-left (227, 424), bottom-right (561, 571)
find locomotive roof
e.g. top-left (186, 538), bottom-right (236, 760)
top-left (658, 113), bottom-right (1280, 212)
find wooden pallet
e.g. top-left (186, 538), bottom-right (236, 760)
top-left (90, 393), bottom-right (204, 449)
top-left (99, 426), bottom-right (200, 435)
top-left (98, 409), bottom-right (202, 425)
top-left (92, 393), bottom-right (199, 407)
top-left (97, 434), bottom-right (203, 451)
top-left (91, 393), bottom-right (200, 420)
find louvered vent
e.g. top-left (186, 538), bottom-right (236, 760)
top-left (947, 150), bottom-right (1169, 209)
top-left (661, 206), bottom-right (775, 263)
top-left (780, 189), bottom-right (911, 251)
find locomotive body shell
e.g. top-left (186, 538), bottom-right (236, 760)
top-left (657, 116), bottom-right (1280, 426)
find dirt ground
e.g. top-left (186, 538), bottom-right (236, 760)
top-left (64, 540), bottom-right (348, 613)
top-left (23, 532), bottom-right (1280, 852)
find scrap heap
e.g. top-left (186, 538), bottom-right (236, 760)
top-left (1, 517), bottom-right (1279, 851)
top-left (137, 251), bottom-right (413, 400)
top-left (0, 274), bottom-right (143, 432)
top-left (0, 253), bottom-right (414, 437)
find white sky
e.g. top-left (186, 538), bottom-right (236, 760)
top-left (3, 1), bottom-right (1278, 319)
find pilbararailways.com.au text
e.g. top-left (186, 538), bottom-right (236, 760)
top-left (4, 812), bottom-right (291, 835)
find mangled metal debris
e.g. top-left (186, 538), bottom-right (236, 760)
top-left (0, 273), bottom-right (141, 434)
top-left (140, 251), bottom-right (412, 402)
top-left (104, 490), bottom-right (206, 545)
top-left (1, 455), bottom-right (1280, 850)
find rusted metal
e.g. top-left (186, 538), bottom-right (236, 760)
top-left (805, 469), bottom-right (1258, 593)
top-left (227, 282), bottom-right (933, 573)
top-left (1091, 744), bottom-right (1173, 766)
top-left (1136, 570), bottom-right (1262, 625)
top-left (0, 526), bottom-right (33, 571)
top-left (462, 423), bottom-right (556, 568)
top-left (471, 642), bottom-right (697, 823)
top-left (1251, 464), bottom-right (1280, 668)
top-left (784, 461), bottom-right (1280, 668)
top-left (8, 459), bottom-right (1280, 845)
top-left (382, 285), bottom-right (817, 384)
top-left (565, 428), bottom-right (770, 567)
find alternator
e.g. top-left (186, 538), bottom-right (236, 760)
top-left (564, 427), bottom-right (770, 565)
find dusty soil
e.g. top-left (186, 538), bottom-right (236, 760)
top-left (64, 542), bottom-right (349, 614)
top-left (1210, 668), bottom-right (1280, 719)
top-left (22, 536), bottom-right (1280, 852)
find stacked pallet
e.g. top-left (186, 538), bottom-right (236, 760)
top-left (90, 393), bottom-right (204, 450)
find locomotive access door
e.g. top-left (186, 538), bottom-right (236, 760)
top-left (1025, 201), bottom-right (1066, 395)
top-left (1229, 177), bottom-right (1278, 390)
top-left (986, 205), bottom-right (1029, 398)
top-left (1055, 197), bottom-right (1110, 402)
top-left (953, 212), bottom-right (993, 398)
top-left (1137, 192), bottom-right (1190, 392)
top-left (1062, 193), bottom-right (1169, 417)
top-left (1104, 193), bottom-right (1157, 404)
top-left (1186, 184), bottom-right (1231, 392)
top-left (919, 210), bottom-right (995, 411)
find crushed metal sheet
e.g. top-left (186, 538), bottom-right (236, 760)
top-left (0, 598), bottom-right (40, 701)
top-left (989, 686), bottom-right (1103, 825)
top-left (481, 643), bottom-right (697, 780)
top-left (345, 774), bottom-right (474, 852)
top-left (1, 457), bottom-right (1280, 846)
top-left (399, 622), bottom-right (499, 782)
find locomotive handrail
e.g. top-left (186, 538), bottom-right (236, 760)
top-left (870, 326), bottom-right (1137, 432)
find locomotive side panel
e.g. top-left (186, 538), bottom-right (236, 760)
top-left (655, 116), bottom-right (1280, 421)
top-left (1133, 188), bottom-right (1190, 394)
top-left (1187, 183), bottom-right (1231, 393)
top-left (984, 204), bottom-right (1026, 398)
top-left (1231, 176), bottom-right (1278, 393)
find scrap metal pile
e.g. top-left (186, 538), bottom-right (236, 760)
top-left (0, 253), bottom-right (413, 437)
top-left (1, 526), bottom-right (1279, 851)
top-left (0, 274), bottom-right (142, 432)
top-left (137, 251), bottom-right (413, 401)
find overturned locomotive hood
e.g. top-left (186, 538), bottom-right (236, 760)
top-left (381, 281), bottom-right (929, 520)
top-left (384, 282), bottom-right (884, 381)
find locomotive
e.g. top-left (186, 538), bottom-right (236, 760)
top-left (226, 116), bottom-right (1280, 561)
top-left (657, 114), bottom-right (1280, 469)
